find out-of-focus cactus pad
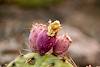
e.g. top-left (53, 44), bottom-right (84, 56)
top-left (5, 0), bottom-right (64, 8)
top-left (7, 53), bottom-right (73, 67)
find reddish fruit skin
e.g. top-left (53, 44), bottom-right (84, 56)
top-left (28, 24), bottom-right (46, 51)
top-left (53, 35), bottom-right (71, 57)
top-left (36, 30), bottom-right (56, 55)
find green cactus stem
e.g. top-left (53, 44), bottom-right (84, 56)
top-left (7, 53), bottom-right (73, 67)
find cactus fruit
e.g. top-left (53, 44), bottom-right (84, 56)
top-left (7, 53), bottom-right (73, 67)
top-left (36, 30), bottom-right (56, 55)
top-left (29, 23), bottom-right (47, 52)
top-left (53, 34), bottom-right (72, 57)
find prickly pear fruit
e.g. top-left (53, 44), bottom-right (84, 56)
top-left (36, 30), bottom-right (56, 55)
top-left (29, 23), bottom-right (47, 52)
top-left (7, 53), bottom-right (73, 67)
top-left (53, 34), bottom-right (72, 57)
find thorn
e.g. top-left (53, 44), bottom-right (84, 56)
top-left (67, 53), bottom-right (77, 67)
top-left (40, 24), bottom-right (43, 26)
top-left (35, 23), bottom-right (38, 26)
top-left (32, 25), bottom-right (35, 27)
top-left (18, 49), bottom-right (23, 55)
top-left (48, 19), bottom-right (52, 24)
top-left (65, 33), bottom-right (72, 43)
top-left (22, 49), bottom-right (31, 52)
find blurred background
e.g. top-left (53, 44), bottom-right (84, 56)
top-left (0, 0), bottom-right (100, 67)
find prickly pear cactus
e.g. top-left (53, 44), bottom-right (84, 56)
top-left (7, 20), bottom-right (76, 67)
top-left (7, 53), bottom-right (73, 67)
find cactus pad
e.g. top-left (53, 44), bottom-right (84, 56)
top-left (7, 53), bottom-right (73, 67)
